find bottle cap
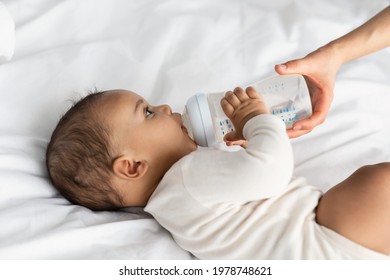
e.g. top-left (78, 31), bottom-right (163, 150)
top-left (182, 93), bottom-right (215, 147)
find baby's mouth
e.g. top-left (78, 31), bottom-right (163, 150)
top-left (172, 113), bottom-right (186, 130)
top-left (181, 124), bottom-right (188, 134)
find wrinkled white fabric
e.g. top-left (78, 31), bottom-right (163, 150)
top-left (0, 0), bottom-right (389, 259)
top-left (0, 2), bottom-right (15, 62)
top-left (146, 115), bottom-right (389, 259)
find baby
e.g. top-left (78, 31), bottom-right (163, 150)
top-left (46, 87), bottom-right (390, 259)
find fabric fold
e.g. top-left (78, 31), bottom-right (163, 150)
top-left (0, 2), bottom-right (15, 63)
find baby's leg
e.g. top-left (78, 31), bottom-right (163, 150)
top-left (316, 163), bottom-right (390, 255)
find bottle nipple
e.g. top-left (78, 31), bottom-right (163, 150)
top-left (181, 108), bottom-right (195, 141)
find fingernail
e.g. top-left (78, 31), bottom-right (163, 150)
top-left (278, 64), bottom-right (287, 70)
top-left (293, 125), bottom-right (301, 130)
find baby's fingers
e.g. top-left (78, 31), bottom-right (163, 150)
top-left (224, 89), bottom-right (241, 108)
top-left (245, 86), bottom-right (261, 100)
top-left (221, 94), bottom-right (234, 117)
top-left (221, 90), bottom-right (242, 117)
top-left (233, 87), bottom-right (250, 102)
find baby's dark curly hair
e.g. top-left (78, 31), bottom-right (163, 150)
top-left (46, 91), bottom-right (123, 211)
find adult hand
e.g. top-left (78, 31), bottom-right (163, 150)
top-left (275, 46), bottom-right (341, 138)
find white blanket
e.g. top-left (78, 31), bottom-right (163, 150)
top-left (0, 0), bottom-right (389, 259)
top-left (0, 2), bottom-right (14, 62)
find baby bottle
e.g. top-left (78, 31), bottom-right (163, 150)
top-left (182, 74), bottom-right (312, 147)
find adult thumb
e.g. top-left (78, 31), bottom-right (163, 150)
top-left (274, 59), bottom-right (303, 75)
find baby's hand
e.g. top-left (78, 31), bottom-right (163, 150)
top-left (221, 86), bottom-right (269, 144)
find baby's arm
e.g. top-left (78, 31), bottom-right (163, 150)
top-left (184, 88), bottom-right (292, 203)
top-left (204, 86), bottom-right (294, 201)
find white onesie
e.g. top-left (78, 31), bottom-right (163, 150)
top-left (145, 115), bottom-right (389, 259)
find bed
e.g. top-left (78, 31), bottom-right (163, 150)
top-left (0, 0), bottom-right (389, 259)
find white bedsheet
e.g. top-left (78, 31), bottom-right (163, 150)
top-left (0, 0), bottom-right (389, 259)
top-left (0, 1), bottom-right (14, 62)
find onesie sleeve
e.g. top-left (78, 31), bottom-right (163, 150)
top-left (182, 114), bottom-right (293, 205)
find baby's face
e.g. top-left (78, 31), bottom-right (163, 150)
top-left (99, 90), bottom-right (197, 186)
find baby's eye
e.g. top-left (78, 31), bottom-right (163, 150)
top-left (145, 107), bottom-right (154, 117)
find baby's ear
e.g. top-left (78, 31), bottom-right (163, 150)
top-left (112, 156), bottom-right (148, 181)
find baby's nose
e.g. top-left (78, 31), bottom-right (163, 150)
top-left (156, 104), bottom-right (172, 115)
